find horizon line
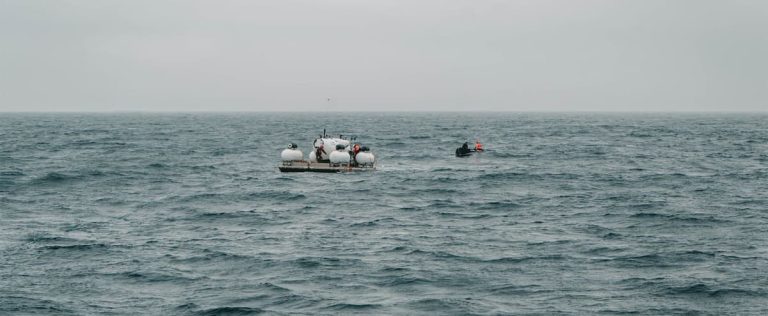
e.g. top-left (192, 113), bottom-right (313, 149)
top-left (1, 109), bottom-right (767, 114)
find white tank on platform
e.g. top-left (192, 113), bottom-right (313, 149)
top-left (280, 143), bottom-right (303, 161)
top-left (308, 151), bottom-right (317, 162)
top-left (355, 152), bottom-right (375, 165)
top-left (329, 150), bottom-right (351, 164)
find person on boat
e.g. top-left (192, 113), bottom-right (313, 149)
top-left (456, 142), bottom-right (472, 156)
top-left (456, 143), bottom-right (472, 157)
top-left (474, 140), bottom-right (484, 151)
top-left (350, 143), bottom-right (362, 166)
top-left (316, 141), bottom-right (326, 161)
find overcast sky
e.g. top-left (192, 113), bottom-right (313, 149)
top-left (1, 0), bottom-right (766, 112)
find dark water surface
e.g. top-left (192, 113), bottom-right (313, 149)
top-left (1, 113), bottom-right (767, 315)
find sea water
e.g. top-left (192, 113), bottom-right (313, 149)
top-left (1, 112), bottom-right (767, 315)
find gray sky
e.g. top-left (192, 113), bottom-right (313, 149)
top-left (1, 0), bottom-right (766, 112)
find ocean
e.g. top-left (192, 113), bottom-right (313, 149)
top-left (1, 112), bottom-right (767, 315)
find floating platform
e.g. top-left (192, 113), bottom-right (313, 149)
top-left (279, 161), bottom-right (375, 173)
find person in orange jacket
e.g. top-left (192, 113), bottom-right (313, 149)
top-left (474, 139), bottom-right (484, 151)
top-left (353, 143), bottom-right (361, 155)
top-left (350, 143), bottom-right (361, 165)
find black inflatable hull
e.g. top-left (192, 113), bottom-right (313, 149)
top-left (455, 148), bottom-right (473, 157)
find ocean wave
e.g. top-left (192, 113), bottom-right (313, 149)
top-left (470, 200), bottom-right (522, 210)
top-left (108, 271), bottom-right (205, 283)
top-left (173, 191), bottom-right (307, 204)
top-left (289, 256), bottom-right (362, 268)
top-left (349, 217), bottom-right (396, 227)
top-left (582, 246), bottom-right (626, 256)
top-left (601, 232), bottom-right (623, 239)
top-left (147, 162), bottom-right (169, 168)
top-left (197, 211), bottom-right (250, 219)
top-left (413, 187), bottom-right (460, 195)
top-left (604, 250), bottom-right (718, 268)
top-left (437, 212), bottom-right (493, 219)
top-left (377, 276), bottom-right (432, 286)
top-left (474, 172), bottom-right (539, 181)
top-left (481, 254), bottom-right (570, 264)
top-left (382, 141), bottom-right (407, 148)
top-left (629, 212), bottom-right (729, 224)
top-left (662, 283), bottom-right (765, 297)
top-left (0, 296), bottom-right (76, 315)
top-left (69, 139), bottom-right (100, 146)
top-left (29, 169), bottom-right (124, 185)
top-left (0, 182), bottom-right (13, 192)
top-left (23, 233), bottom-right (79, 243)
top-left (38, 243), bottom-right (112, 251)
top-left (31, 171), bottom-right (81, 183)
top-left (403, 298), bottom-right (473, 313)
top-left (404, 249), bottom-right (469, 261)
top-left (322, 302), bottom-right (383, 311)
top-left (487, 284), bottom-right (550, 295)
top-left (191, 306), bottom-right (266, 316)
top-left (0, 170), bottom-right (25, 177)
top-left (245, 191), bottom-right (307, 201)
top-left (388, 152), bottom-right (439, 160)
top-left (598, 307), bottom-right (704, 315)
top-left (490, 151), bottom-right (533, 158)
top-left (603, 254), bottom-right (668, 267)
top-left (169, 250), bottom-right (255, 264)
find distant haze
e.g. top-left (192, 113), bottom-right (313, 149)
top-left (1, 0), bottom-right (766, 112)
